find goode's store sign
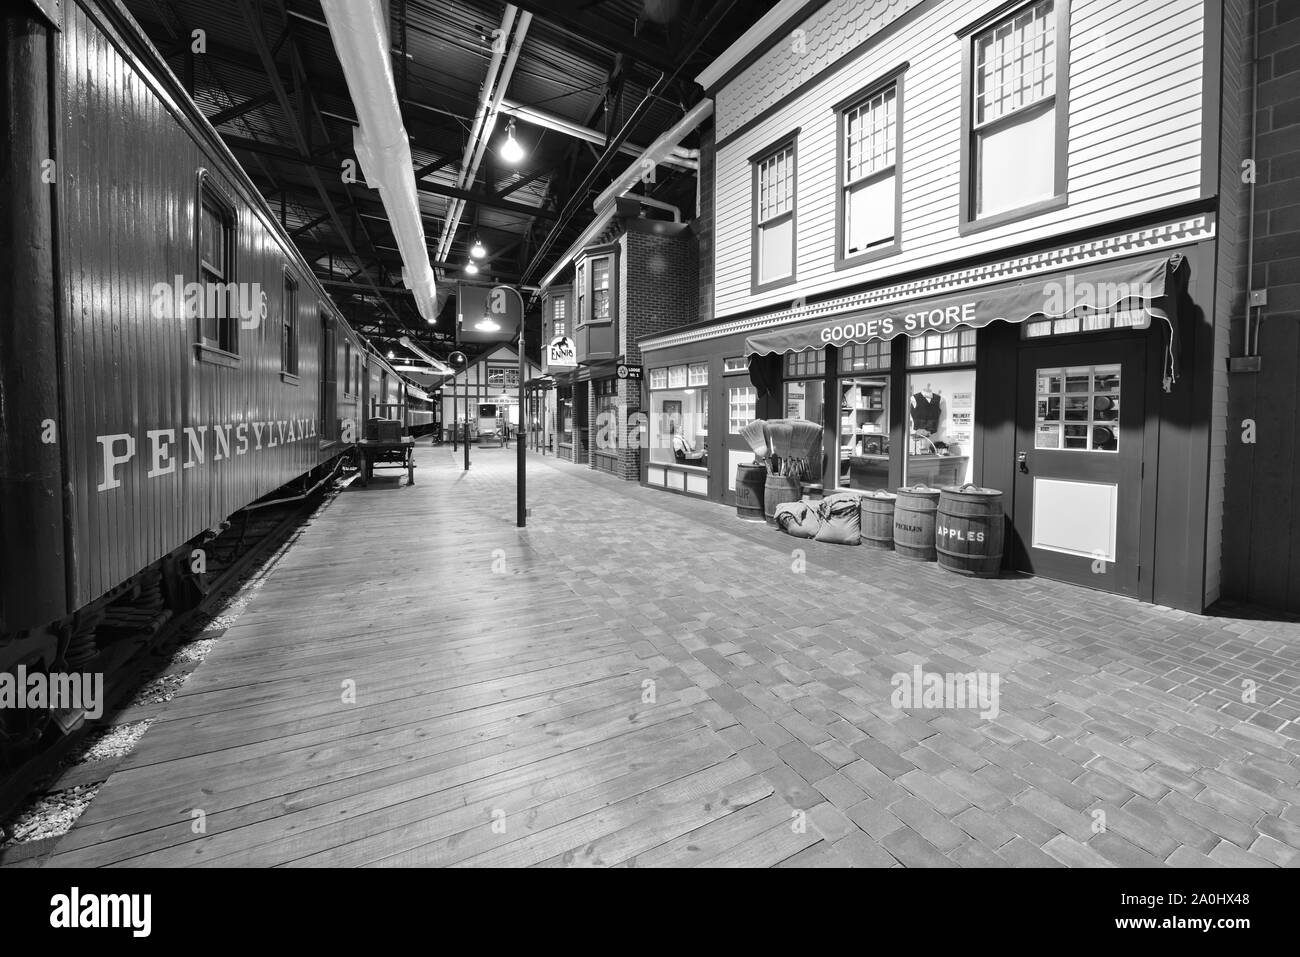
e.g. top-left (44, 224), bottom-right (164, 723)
top-left (819, 302), bottom-right (977, 344)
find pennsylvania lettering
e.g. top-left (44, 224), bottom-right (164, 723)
top-left (96, 417), bottom-right (319, 492)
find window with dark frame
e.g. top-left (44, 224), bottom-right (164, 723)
top-left (198, 179), bottom-right (237, 354)
top-left (552, 296), bottom-right (567, 338)
top-left (969, 0), bottom-right (1061, 221)
top-left (840, 82), bottom-right (899, 260)
top-left (590, 256), bottom-right (612, 322)
top-left (281, 270), bottom-right (299, 376)
top-left (753, 139), bottom-right (796, 289)
top-left (344, 341), bottom-right (352, 395)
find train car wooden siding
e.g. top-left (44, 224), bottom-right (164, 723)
top-left (0, 0), bottom-right (410, 637)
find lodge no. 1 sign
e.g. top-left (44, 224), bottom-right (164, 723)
top-left (616, 364), bottom-right (642, 380)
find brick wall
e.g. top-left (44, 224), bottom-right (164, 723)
top-left (1222, 0), bottom-right (1300, 613)
top-left (621, 228), bottom-right (699, 367)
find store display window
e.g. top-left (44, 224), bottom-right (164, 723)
top-left (650, 364), bottom-right (708, 468)
top-left (905, 369), bottom-right (975, 488)
top-left (839, 376), bottom-right (890, 491)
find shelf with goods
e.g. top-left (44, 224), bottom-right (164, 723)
top-left (838, 378), bottom-right (889, 484)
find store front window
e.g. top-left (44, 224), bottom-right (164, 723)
top-left (558, 388), bottom-right (574, 446)
top-left (838, 341), bottom-right (891, 491)
top-left (593, 378), bottom-right (619, 450)
top-left (650, 363), bottom-right (708, 468)
top-left (905, 329), bottom-right (976, 487)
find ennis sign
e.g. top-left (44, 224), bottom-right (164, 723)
top-left (820, 303), bottom-right (977, 344)
top-left (547, 336), bottom-right (577, 368)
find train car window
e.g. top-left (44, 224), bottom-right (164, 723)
top-left (197, 178), bottom-right (237, 354)
top-left (344, 341), bottom-right (353, 395)
top-left (281, 270), bottom-right (299, 376)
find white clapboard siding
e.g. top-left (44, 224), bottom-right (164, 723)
top-left (711, 0), bottom-right (1206, 319)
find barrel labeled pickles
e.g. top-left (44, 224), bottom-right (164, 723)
top-left (936, 484), bottom-right (1005, 578)
top-left (860, 490), bottom-right (897, 550)
top-left (735, 464), bottom-right (766, 521)
top-left (893, 485), bottom-right (941, 561)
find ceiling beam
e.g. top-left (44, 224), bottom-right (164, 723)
top-left (206, 89), bottom-right (278, 126)
top-left (510, 0), bottom-right (679, 73)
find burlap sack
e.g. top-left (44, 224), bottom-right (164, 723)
top-left (815, 492), bottom-right (862, 545)
top-left (774, 500), bottom-right (819, 539)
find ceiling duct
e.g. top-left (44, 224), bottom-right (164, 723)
top-left (320, 0), bottom-right (438, 322)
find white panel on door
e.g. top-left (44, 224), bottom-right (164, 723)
top-left (686, 472), bottom-right (709, 496)
top-left (727, 450), bottom-right (752, 490)
top-left (1031, 478), bottom-right (1118, 561)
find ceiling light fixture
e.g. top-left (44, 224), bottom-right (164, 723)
top-left (475, 317), bottom-right (501, 333)
top-left (470, 237), bottom-right (487, 260)
top-left (501, 119), bottom-right (525, 164)
top-left (465, 261), bottom-right (479, 275)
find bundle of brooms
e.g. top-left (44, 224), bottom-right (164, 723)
top-left (740, 418), bottom-right (822, 482)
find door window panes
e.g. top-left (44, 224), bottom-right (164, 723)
top-left (1035, 364), bottom-right (1120, 451)
top-left (839, 376), bottom-right (890, 491)
top-left (728, 386), bottom-right (757, 434)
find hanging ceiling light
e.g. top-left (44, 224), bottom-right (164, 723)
top-left (501, 119), bottom-right (525, 164)
top-left (470, 237), bottom-right (487, 260)
top-left (387, 350), bottom-right (395, 359)
top-left (465, 261), bottom-right (479, 275)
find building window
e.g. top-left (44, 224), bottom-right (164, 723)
top-left (907, 372), bottom-right (976, 486)
top-left (575, 261), bottom-right (586, 326)
top-left (651, 376), bottom-right (708, 469)
top-left (728, 386), bottom-right (757, 435)
top-left (969, 0), bottom-right (1062, 221)
top-left (908, 328), bottom-right (977, 367)
top-left (839, 80), bottom-right (900, 262)
top-left (197, 177), bottom-right (237, 354)
top-left (281, 270), bottom-right (299, 375)
top-left (1024, 305), bottom-right (1150, 338)
top-left (752, 138), bottom-right (796, 290)
top-left (723, 356), bottom-right (749, 374)
top-left (784, 349), bottom-right (825, 378)
top-left (838, 375), bottom-right (890, 491)
top-left (590, 256), bottom-right (612, 323)
top-left (594, 378), bottom-right (619, 449)
top-left (649, 367), bottom-right (668, 390)
top-left (552, 297), bottom-right (567, 338)
top-left (687, 362), bottom-right (709, 387)
top-left (838, 340), bottom-right (891, 372)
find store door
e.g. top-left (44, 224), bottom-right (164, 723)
top-left (1012, 338), bottom-right (1145, 596)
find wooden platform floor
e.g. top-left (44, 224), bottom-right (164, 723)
top-left (39, 445), bottom-right (1300, 867)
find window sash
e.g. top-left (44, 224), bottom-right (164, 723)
top-left (974, 0), bottom-right (1056, 129)
top-left (844, 170), bottom-right (896, 256)
top-left (757, 145), bottom-right (794, 224)
top-left (281, 276), bottom-right (298, 374)
top-left (844, 87), bottom-right (896, 185)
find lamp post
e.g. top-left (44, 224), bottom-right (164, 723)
top-left (448, 351), bottom-right (467, 468)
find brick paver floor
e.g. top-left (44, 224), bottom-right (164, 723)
top-left (43, 444), bottom-right (1300, 867)
top-left (496, 446), bottom-right (1300, 866)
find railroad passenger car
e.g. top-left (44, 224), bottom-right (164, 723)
top-left (0, 0), bottom-right (413, 758)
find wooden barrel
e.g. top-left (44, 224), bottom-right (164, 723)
top-left (860, 490), bottom-right (897, 550)
top-left (735, 464), bottom-right (767, 521)
top-left (893, 485), bottom-right (940, 561)
top-left (937, 484), bottom-right (1005, 578)
top-left (764, 474), bottom-right (801, 524)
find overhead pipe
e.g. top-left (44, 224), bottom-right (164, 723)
top-left (437, 9), bottom-right (532, 264)
top-left (436, 5), bottom-right (516, 262)
top-left (319, 0), bottom-right (438, 322)
top-left (398, 335), bottom-right (455, 375)
top-left (593, 98), bottom-right (713, 211)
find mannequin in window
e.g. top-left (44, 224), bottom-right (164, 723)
top-left (669, 421), bottom-right (706, 467)
top-left (910, 384), bottom-right (942, 436)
